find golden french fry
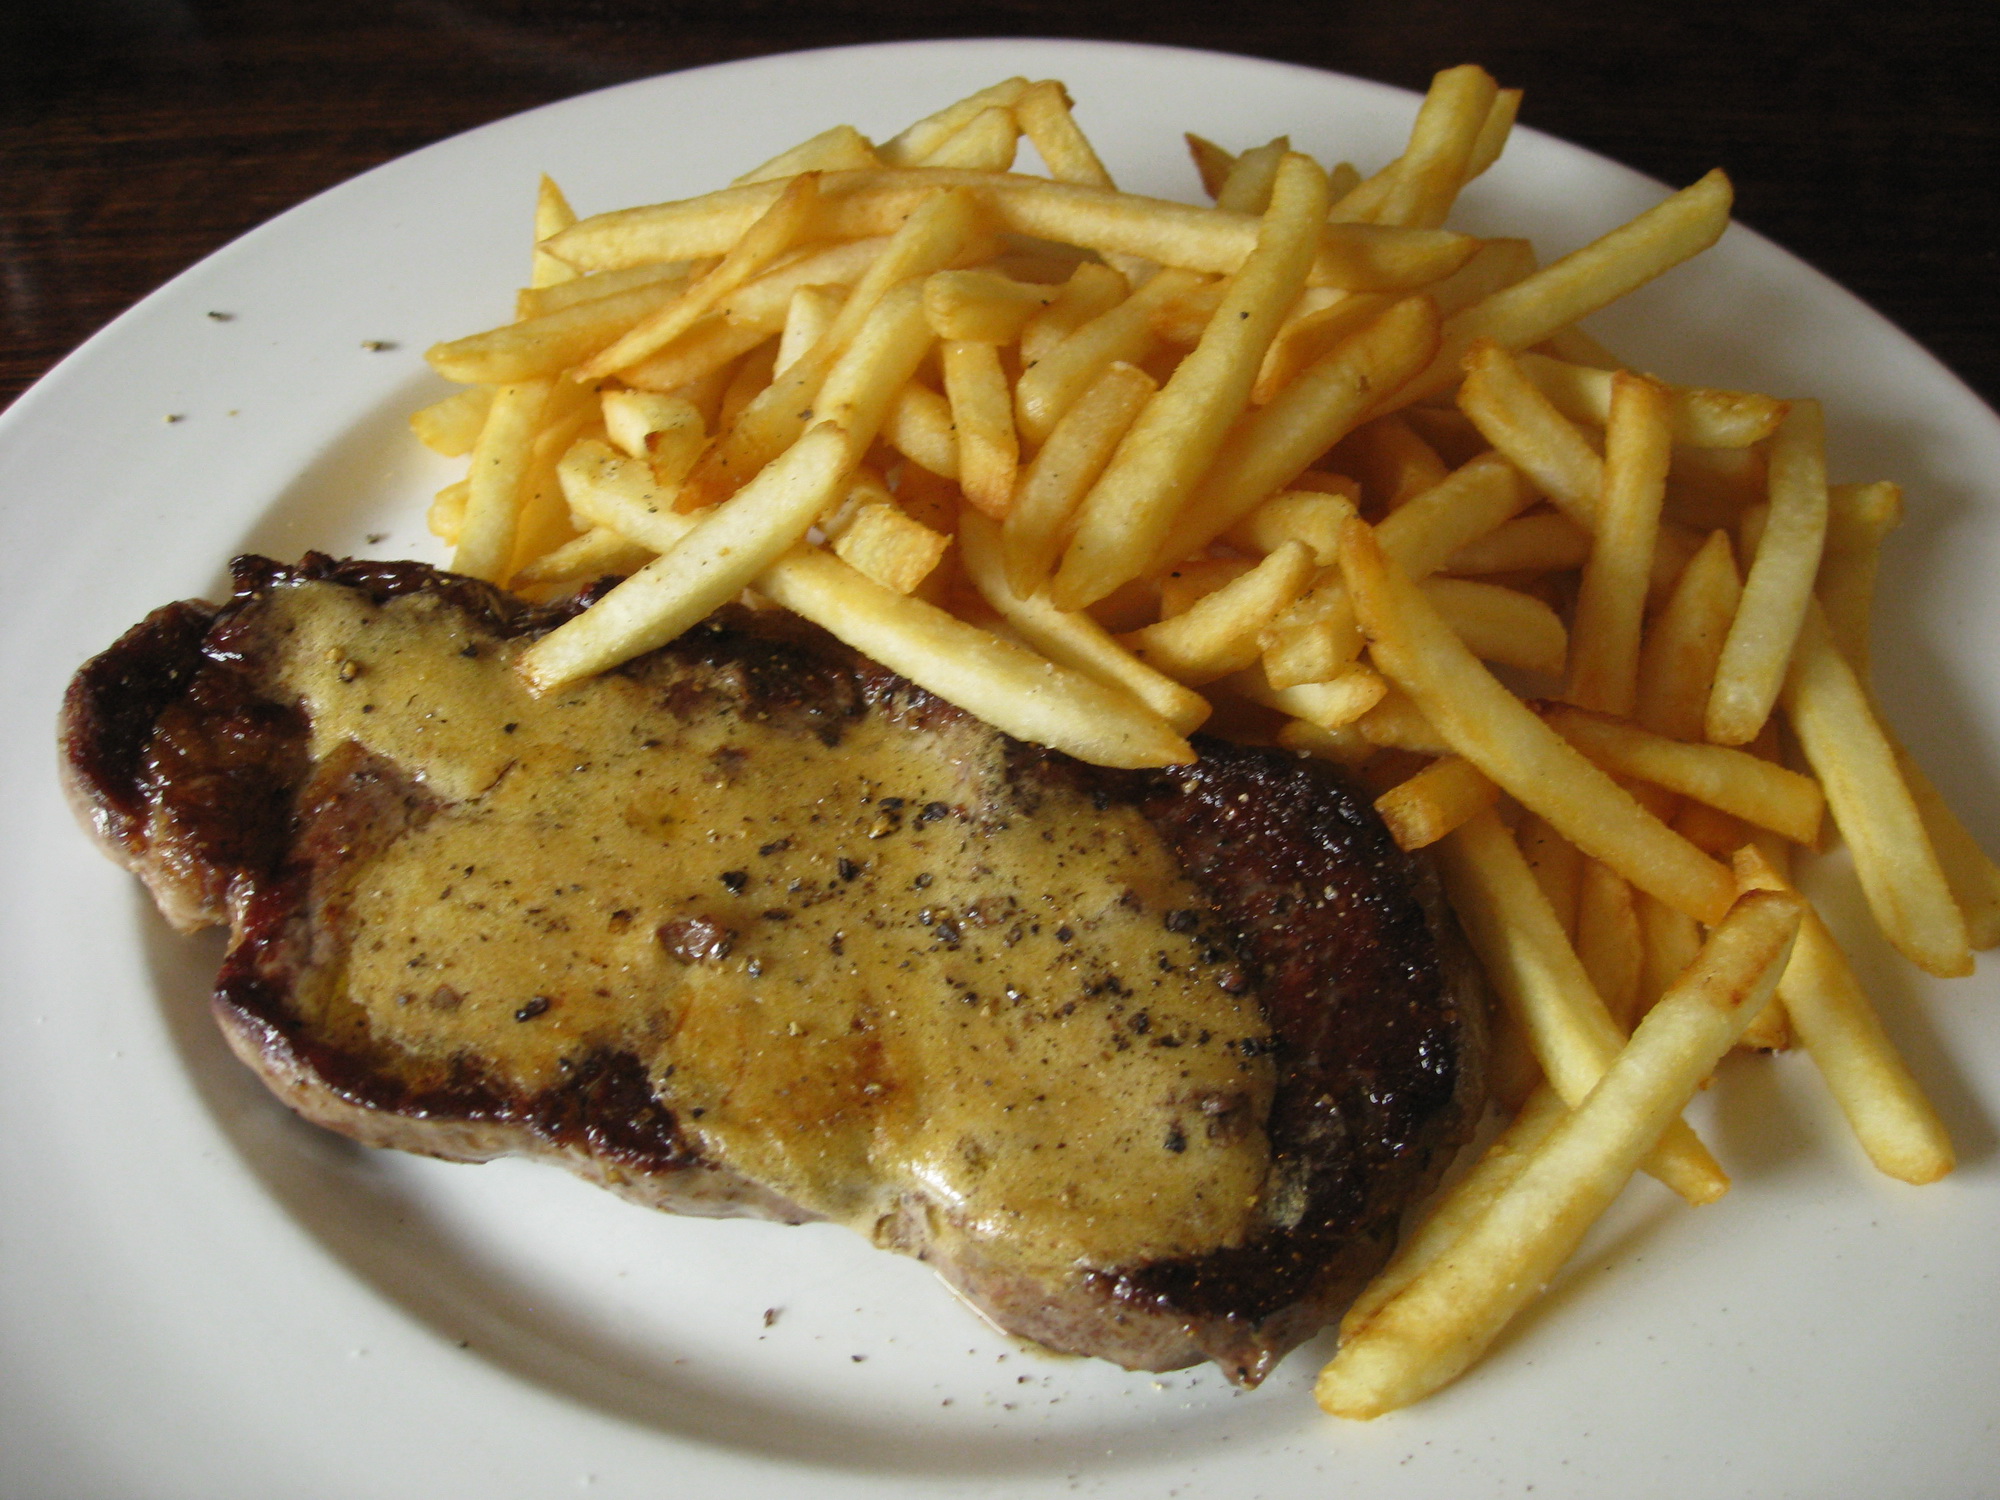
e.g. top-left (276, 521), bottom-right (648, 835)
top-left (941, 339), bottom-right (1019, 519)
top-left (1388, 170), bottom-right (1734, 408)
top-left (878, 79), bottom-right (1031, 166)
top-left (1634, 888), bottom-right (1702, 1020)
top-left (1421, 578), bottom-right (1568, 677)
top-left (1121, 541), bottom-right (1317, 685)
top-left (1707, 400), bottom-right (1829, 745)
top-left (1226, 662), bottom-right (1387, 731)
top-left (1544, 705), bottom-right (1824, 845)
top-left (719, 237), bottom-right (889, 331)
top-left (1224, 490), bottom-right (1357, 567)
top-left (583, 172), bottom-right (822, 378)
top-left (1782, 602), bottom-right (1972, 976)
top-left (1050, 156), bottom-right (1332, 609)
top-left (1514, 351), bottom-right (1787, 449)
top-left (775, 283), bottom-right (843, 374)
top-left (1574, 858), bottom-right (1643, 1027)
top-left (829, 501), bottom-right (950, 594)
top-left (1317, 887), bottom-right (1800, 1419)
top-left (428, 479), bottom-right (468, 546)
top-left (517, 260), bottom-right (695, 319)
top-left (1374, 755), bottom-right (1500, 850)
top-left (512, 526), bottom-right (656, 588)
top-left (1015, 267), bottom-right (1200, 443)
top-left (1341, 517), bottom-right (1735, 923)
top-left (1734, 847), bottom-right (1954, 1183)
top-left (1341, 1086), bottom-right (1569, 1340)
top-left (923, 267), bottom-right (1053, 343)
top-left (411, 386), bottom-right (496, 457)
top-left (1274, 716), bottom-right (1374, 765)
top-left (1518, 812), bottom-right (1583, 939)
top-left (1374, 65), bottom-right (1500, 230)
top-left (1154, 295), bottom-right (1441, 565)
top-left (1442, 509), bottom-right (1591, 575)
top-left (1433, 809), bottom-right (1729, 1202)
top-left (879, 381), bottom-right (958, 479)
top-left (1159, 558), bottom-right (1257, 618)
top-left (1340, 415), bottom-right (1453, 514)
top-left (545, 169), bottom-right (1478, 291)
top-left (1564, 371), bottom-right (1671, 714)
top-left (453, 377), bottom-right (554, 583)
top-left (1457, 339), bottom-right (1603, 528)
top-left (917, 104), bottom-right (1020, 171)
top-left (1018, 259), bottom-right (1129, 365)
top-left (620, 317), bottom-right (774, 396)
top-left (959, 511), bottom-right (1210, 735)
top-left (519, 422), bottom-right (856, 692)
top-left (530, 173), bottom-right (578, 288)
top-left (1894, 748), bottom-right (2000, 951)
top-left (552, 438), bottom-right (696, 551)
top-left (1817, 479), bottom-right (1903, 678)
top-left (733, 123), bottom-right (880, 185)
top-left (1252, 290), bottom-right (1395, 403)
top-left (427, 279), bottom-right (688, 385)
top-left (1002, 360), bottom-right (1156, 596)
top-left (758, 544), bottom-right (1195, 768)
top-left (1356, 685), bottom-right (1453, 757)
top-left (1015, 80), bottom-right (1114, 187)
top-left (1213, 136), bottom-right (1291, 215)
top-left (1635, 527), bottom-right (1740, 740)
top-left (1184, 132), bottom-right (1235, 200)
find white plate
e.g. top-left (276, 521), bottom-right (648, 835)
top-left (3, 38), bottom-right (1996, 1500)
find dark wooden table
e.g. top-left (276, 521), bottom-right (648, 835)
top-left (5, 0), bottom-right (1996, 415)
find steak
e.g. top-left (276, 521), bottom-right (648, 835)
top-left (60, 553), bottom-right (1486, 1386)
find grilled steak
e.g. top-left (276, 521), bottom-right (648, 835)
top-left (61, 554), bottom-right (1485, 1386)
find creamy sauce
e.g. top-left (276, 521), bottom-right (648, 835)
top-left (265, 581), bottom-right (1275, 1273)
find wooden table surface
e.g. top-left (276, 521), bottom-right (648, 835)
top-left (5, 0), bottom-right (1996, 415)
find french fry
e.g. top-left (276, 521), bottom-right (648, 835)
top-left (1374, 65), bottom-right (1500, 230)
top-left (1388, 170), bottom-right (1734, 409)
top-left (733, 122), bottom-right (880, 184)
top-left (923, 268), bottom-right (1053, 343)
top-left (1896, 748), bottom-right (2000, 950)
top-left (1317, 888), bottom-right (1801, 1419)
top-left (1565, 371), bottom-right (1671, 715)
top-left (1121, 541), bottom-right (1317, 685)
top-left (1159, 558), bottom-right (1257, 618)
top-left (427, 279), bottom-right (688, 385)
top-left (1735, 847), bottom-right (1954, 1183)
top-left (1518, 812), bottom-right (1583, 939)
top-left (512, 526), bottom-right (656, 589)
top-left (879, 381), bottom-right (958, 479)
top-left (1252, 291), bottom-right (1395, 403)
top-left (1014, 266), bottom-right (1201, 444)
top-left (1225, 661), bottom-right (1387, 731)
top-left (1340, 517), bottom-right (1736, 923)
top-left (428, 479), bottom-right (468, 546)
top-left (919, 105), bottom-right (1021, 172)
top-left (1420, 578), bottom-right (1568, 677)
top-left (1357, 685), bottom-right (1453, 756)
top-left (1015, 80), bottom-right (1114, 188)
top-left (1184, 132), bottom-right (1235, 200)
top-left (411, 386), bottom-right (496, 458)
top-left (530, 174), bottom-right (579, 289)
top-left (620, 317), bottom-right (775, 396)
top-left (453, 377), bottom-right (553, 583)
top-left (1544, 705), bottom-right (1824, 845)
top-left (1002, 360), bottom-right (1156, 596)
top-left (1817, 479), bottom-right (1903, 678)
top-left (1018, 259), bottom-right (1129, 365)
top-left (1442, 509), bottom-right (1591, 576)
top-left (519, 422), bottom-right (856, 692)
top-left (775, 283), bottom-right (842, 375)
top-left (544, 169), bottom-right (1479, 290)
top-left (1634, 527), bottom-right (1740, 740)
top-left (1434, 809), bottom-right (1730, 1202)
top-left (1339, 415), bottom-right (1452, 513)
top-left (1457, 338), bottom-right (1603, 529)
top-left (582, 172), bottom-right (822, 378)
top-left (1223, 490), bottom-right (1357, 565)
top-left (959, 511), bottom-right (1210, 735)
top-left (1574, 858), bottom-right (1643, 1026)
top-left (1374, 755), bottom-right (1500, 850)
top-left (1634, 888), bottom-right (1703, 1020)
top-left (516, 259), bottom-right (695, 319)
top-left (941, 339), bottom-right (1019, 518)
top-left (1153, 295), bottom-right (1441, 565)
top-left (1340, 1086), bottom-right (1570, 1340)
top-left (1515, 351), bottom-right (1787, 449)
top-left (1051, 155), bottom-right (1334, 610)
top-left (1781, 602), bottom-right (1972, 976)
top-left (878, 78), bottom-right (1032, 166)
top-left (1213, 136), bottom-right (1291, 215)
top-left (1707, 400), bottom-right (1829, 745)
top-left (757, 544), bottom-right (1195, 768)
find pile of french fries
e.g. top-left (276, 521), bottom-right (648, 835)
top-left (407, 67), bottom-right (1998, 1418)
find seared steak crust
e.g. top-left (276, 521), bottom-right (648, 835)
top-left (61, 554), bottom-right (1484, 1385)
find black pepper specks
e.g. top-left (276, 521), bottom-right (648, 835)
top-left (514, 996), bottom-right (552, 1022)
top-left (719, 870), bottom-right (748, 894)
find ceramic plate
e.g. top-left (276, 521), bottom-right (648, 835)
top-left (3, 38), bottom-right (1996, 1500)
